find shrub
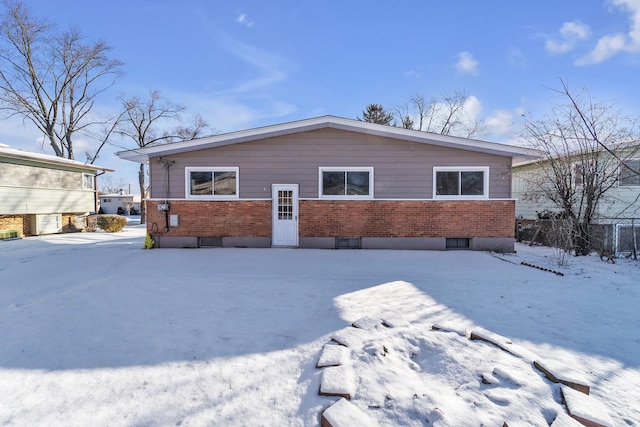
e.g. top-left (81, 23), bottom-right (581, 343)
top-left (96, 215), bottom-right (127, 232)
top-left (143, 233), bottom-right (155, 249)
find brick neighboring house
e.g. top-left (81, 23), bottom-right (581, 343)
top-left (116, 116), bottom-right (538, 251)
top-left (0, 144), bottom-right (112, 238)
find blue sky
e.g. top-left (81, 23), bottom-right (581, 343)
top-left (2, 0), bottom-right (640, 188)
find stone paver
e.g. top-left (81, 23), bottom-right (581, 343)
top-left (321, 398), bottom-right (375, 427)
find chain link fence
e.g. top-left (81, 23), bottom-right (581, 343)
top-left (516, 217), bottom-right (639, 259)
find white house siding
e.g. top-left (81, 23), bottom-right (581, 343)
top-left (99, 195), bottom-right (140, 214)
top-left (512, 165), bottom-right (554, 220)
top-left (0, 156), bottom-right (98, 215)
top-left (594, 186), bottom-right (640, 221)
top-left (0, 187), bottom-right (94, 214)
top-left (513, 150), bottom-right (640, 222)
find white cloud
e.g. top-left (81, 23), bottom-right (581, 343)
top-left (485, 110), bottom-right (516, 136)
top-left (576, 0), bottom-right (640, 65)
top-left (507, 48), bottom-right (528, 67)
top-left (576, 33), bottom-right (627, 64)
top-left (159, 34), bottom-right (298, 132)
top-left (454, 51), bottom-right (478, 75)
top-left (545, 20), bottom-right (590, 54)
top-left (484, 98), bottom-right (527, 140)
top-left (219, 34), bottom-right (294, 95)
top-left (171, 92), bottom-right (296, 133)
top-left (463, 95), bottom-right (482, 119)
top-left (236, 13), bottom-right (254, 28)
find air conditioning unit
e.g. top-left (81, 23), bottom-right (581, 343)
top-left (30, 214), bottom-right (62, 235)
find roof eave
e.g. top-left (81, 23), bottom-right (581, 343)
top-left (115, 115), bottom-right (542, 163)
top-left (0, 149), bottom-right (114, 172)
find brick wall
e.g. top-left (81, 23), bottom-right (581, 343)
top-left (62, 213), bottom-right (84, 232)
top-left (300, 200), bottom-right (514, 238)
top-left (147, 199), bottom-right (514, 239)
top-left (0, 214), bottom-right (30, 236)
top-left (146, 200), bottom-right (271, 237)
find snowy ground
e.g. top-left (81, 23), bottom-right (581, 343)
top-left (0, 224), bottom-right (638, 426)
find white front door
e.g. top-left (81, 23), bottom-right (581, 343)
top-left (272, 184), bottom-right (298, 247)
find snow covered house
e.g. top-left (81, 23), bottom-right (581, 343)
top-left (0, 144), bottom-right (112, 237)
top-left (99, 191), bottom-right (141, 215)
top-left (116, 116), bottom-right (538, 251)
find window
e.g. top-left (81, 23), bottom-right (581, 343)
top-left (433, 167), bottom-right (489, 198)
top-left (185, 167), bottom-right (239, 199)
top-left (573, 161), bottom-right (599, 187)
top-left (619, 160), bottom-right (640, 186)
top-left (446, 238), bottom-right (470, 249)
top-left (83, 173), bottom-right (94, 190)
top-left (319, 167), bottom-right (373, 199)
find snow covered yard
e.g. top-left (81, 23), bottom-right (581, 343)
top-left (0, 225), bottom-right (639, 426)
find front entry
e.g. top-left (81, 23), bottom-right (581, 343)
top-left (272, 184), bottom-right (299, 247)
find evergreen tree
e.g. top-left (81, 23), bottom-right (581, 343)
top-left (358, 103), bottom-right (394, 125)
top-left (400, 114), bottom-right (414, 129)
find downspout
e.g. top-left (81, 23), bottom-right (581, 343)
top-left (158, 158), bottom-right (175, 232)
top-left (95, 171), bottom-right (106, 213)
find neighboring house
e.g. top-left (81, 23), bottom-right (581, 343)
top-left (512, 145), bottom-right (640, 253)
top-left (99, 191), bottom-right (141, 215)
top-left (116, 116), bottom-right (538, 251)
top-left (0, 144), bottom-right (112, 238)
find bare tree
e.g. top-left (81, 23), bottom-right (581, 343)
top-left (0, 0), bottom-right (123, 160)
top-left (118, 91), bottom-right (213, 224)
top-left (394, 90), bottom-right (486, 138)
top-left (171, 114), bottom-right (213, 141)
top-left (99, 175), bottom-right (130, 194)
top-left (521, 83), bottom-right (639, 255)
top-left (560, 79), bottom-right (640, 182)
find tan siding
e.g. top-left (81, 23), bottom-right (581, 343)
top-left (150, 128), bottom-right (513, 199)
top-left (0, 161), bottom-right (86, 189)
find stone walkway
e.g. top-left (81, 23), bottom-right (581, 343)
top-left (316, 317), bottom-right (613, 427)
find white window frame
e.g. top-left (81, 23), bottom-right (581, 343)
top-left (82, 173), bottom-right (95, 190)
top-left (433, 166), bottom-right (490, 199)
top-left (318, 167), bottom-right (374, 200)
top-left (618, 159), bottom-right (640, 187)
top-left (185, 167), bottom-right (239, 200)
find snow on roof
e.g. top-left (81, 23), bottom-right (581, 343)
top-left (99, 193), bottom-right (141, 202)
top-left (0, 145), bottom-right (113, 172)
top-left (116, 115), bottom-right (541, 164)
top-left (100, 193), bottom-right (136, 197)
top-left (513, 139), bottom-right (640, 168)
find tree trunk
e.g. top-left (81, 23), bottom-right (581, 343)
top-left (46, 126), bottom-right (63, 157)
top-left (574, 221), bottom-right (591, 256)
top-left (138, 163), bottom-right (146, 225)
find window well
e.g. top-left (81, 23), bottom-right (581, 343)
top-left (199, 237), bottom-right (223, 247)
top-left (446, 238), bottom-right (470, 249)
top-left (335, 237), bottom-right (362, 249)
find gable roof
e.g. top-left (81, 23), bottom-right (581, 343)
top-left (513, 139), bottom-right (640, 168)
top-left (115, 115), bottom-right (540, 164)
top-left (0, 144), bottom-right (113, 172)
